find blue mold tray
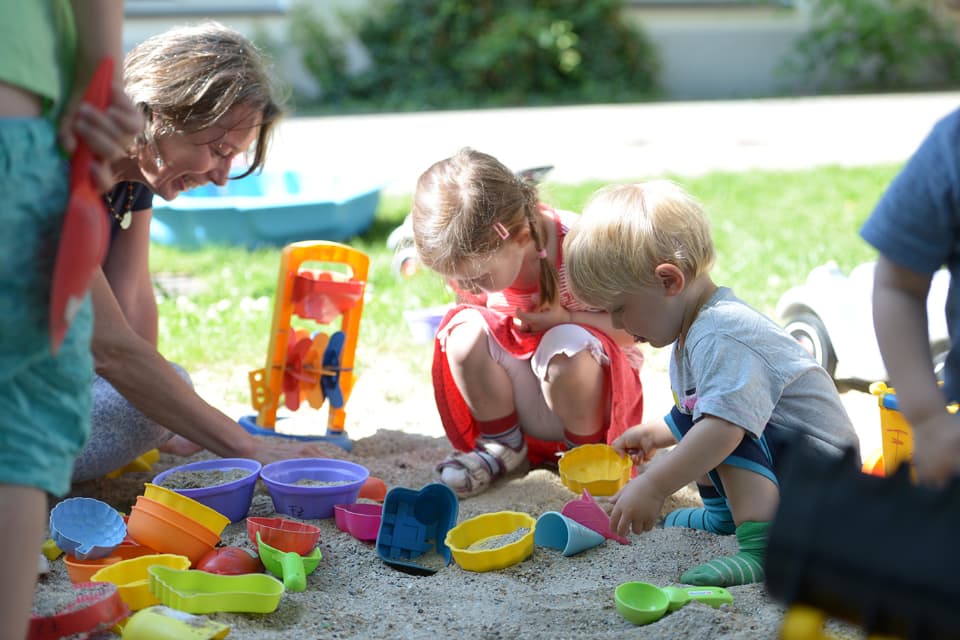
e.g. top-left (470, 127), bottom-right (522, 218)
top-left (49, 497), bottom-right (127, 560)
top-left (238, 414), bottom-right (352, 452)
top-left (376, 483), bottom-right (459, 574)
top-left (150, 171), bottom-right (381, 249)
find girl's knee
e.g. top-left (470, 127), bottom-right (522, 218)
top-left (542, 349), bottom-right (603, 385)
top-left (444, 320), bottom-right (490, 366)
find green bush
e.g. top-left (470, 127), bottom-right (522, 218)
top-left (779, 0), bottom-right (960, 93)
top-left (289, 0), bottom-right (660, 112)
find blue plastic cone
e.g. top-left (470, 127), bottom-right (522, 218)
top-left (534, 511), bottom-right (605, 556)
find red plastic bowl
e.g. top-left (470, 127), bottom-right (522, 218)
top-left (246, 516), bottom-right (320, 555)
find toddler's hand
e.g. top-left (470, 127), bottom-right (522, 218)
top-left (608, 477), bottom-right (665, 536)
top-left (611, 425), bottom-right (659, 466)
top-left (912, 412), bottom-right (960, 486)
top-left (59, 80), bottom-right (143, 192)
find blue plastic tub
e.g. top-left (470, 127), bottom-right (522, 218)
top-left (150, 171), bottom-right (381, 249)
top-left (376, 483), bottom-right (459, 574)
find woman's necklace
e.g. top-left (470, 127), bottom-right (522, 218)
top-left (104, 182), bottom-right (134, 230)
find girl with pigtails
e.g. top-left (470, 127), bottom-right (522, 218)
top-left (411, 148), bottom-right (645, 497)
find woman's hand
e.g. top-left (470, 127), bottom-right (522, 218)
top-left (249, 437), bottom-right (348, 466)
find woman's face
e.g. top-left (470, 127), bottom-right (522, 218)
top-left (140, 103), bottom-right (262, 201)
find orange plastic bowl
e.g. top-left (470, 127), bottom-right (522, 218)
top-left (64, 545), bottom-right (158, 584)
top-left (133, 496), bottom-right (220, 546)
top-left (126, 505), bottom-right (216, 566)
top-left (142, 483), bottom-right (230, 536)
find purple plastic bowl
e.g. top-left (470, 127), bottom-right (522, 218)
top-left (260, 458), bottom-right (369, 520)
top-left (151, 458), bottom-right (261, 523)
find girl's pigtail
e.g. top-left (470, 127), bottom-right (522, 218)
top-left (522, 188), bottom-right (560, 308)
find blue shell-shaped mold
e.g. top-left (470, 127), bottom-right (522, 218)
top-left (375, 483), bottom-right (458, 574)
top-left (49, 497), bottom-right (126, 560)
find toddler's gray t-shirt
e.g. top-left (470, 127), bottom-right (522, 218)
top-left (670, 287), bottom-right (859, 457)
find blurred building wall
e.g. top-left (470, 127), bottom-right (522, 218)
top-left (123, 0), bottom-right (808, 101)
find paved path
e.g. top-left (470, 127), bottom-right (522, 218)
top-left (271, 91), bottom-right (960, 194)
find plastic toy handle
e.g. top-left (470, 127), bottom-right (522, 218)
top-left (48, 56), bottom-right (114, 354)
top-left (664, 585), bottom-right (733, 611)
top-left (280, 551), bottom-right (306, 592)
top-left (68, 57), bottom-right (114, 188)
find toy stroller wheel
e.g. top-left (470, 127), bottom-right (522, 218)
top-left (784, 312), bottom-right (837, 378)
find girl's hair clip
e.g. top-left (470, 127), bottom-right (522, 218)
top-left (492, 222), bottom-right (510, 240)
top-left (536, 248), bottom-right (548, 259)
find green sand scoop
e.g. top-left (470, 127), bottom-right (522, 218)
top-left (614, 582), bottom-right (733, 625)
top-left (256, 531), bottom-right (322, 592)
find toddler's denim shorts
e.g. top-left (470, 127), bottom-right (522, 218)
top-left (0, 118), bottom-right (93, 496)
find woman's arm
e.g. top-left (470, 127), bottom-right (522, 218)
top-left (101, 207), bottom-right (157, 344)
top-left (90, 269), bottom-right (339, 463)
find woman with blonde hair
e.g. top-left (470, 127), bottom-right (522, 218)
top-left (72, 22), bottom-right (336, 483)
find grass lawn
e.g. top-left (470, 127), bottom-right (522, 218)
top-left (149, 163), bottom-right (899, 407)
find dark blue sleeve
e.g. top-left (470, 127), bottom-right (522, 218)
top-left (860, 107), bottom-right (960, 275)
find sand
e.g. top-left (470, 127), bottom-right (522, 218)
top-left (39, 347), bottom-right (875, 639)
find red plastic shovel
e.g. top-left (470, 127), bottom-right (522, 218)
top-left (48, 57), bottom-right (113, 354)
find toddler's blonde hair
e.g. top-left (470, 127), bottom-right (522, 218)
top-left (565, 180), bottom-right (715, 308)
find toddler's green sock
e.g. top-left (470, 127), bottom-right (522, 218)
top-left (681, 521), bottom-right (769, 586)
top-left (664, 484), bottom-right (735, 535)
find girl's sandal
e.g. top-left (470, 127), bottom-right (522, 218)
top-left (434, 440), bottom-right (529, 497)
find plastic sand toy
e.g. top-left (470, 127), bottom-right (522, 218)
top-left (561, 489), bottom-right (630, 545)
top-left (614, 581), bottom-right (732, 625)
top-left (446, 511), bottom-right (537, 572)
top-left (148, 564), bottom-right (284, 614)
top-left (29, 581), bottom-right (128, 640)
top-left (376, 483), bottom-right (459, 574)
top-left (534, 511), bottom-right (605, 556)
top-left (558, 444), bottom-right (631, 497)
top-left (91, 554), bottom-right (191, 611)
top-left (48, 57), bottom-right (113, 353)
top-left (255, 531), bottom-right (322, 592)
top-left (259, 457), bottom-right (370, 519)
top-left (246, 516), bottom-right (321, 556)
top-left (767, 442), bottom-right (960, 638)
top-left (120, 605), bottom-right (230, 639)
top-left (49, 497), bottom-right (127, 560)
top-left (334, 503), bottom-right (383, 541)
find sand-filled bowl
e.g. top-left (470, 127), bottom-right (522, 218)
top-left (152, 458), bottom-right (261, 523)
top-left (445, 511), bottom-right (536, 572)
top-left (260, 458), bottom-right (369, 519)
top-left (558, 444), bottom-right (631, 497)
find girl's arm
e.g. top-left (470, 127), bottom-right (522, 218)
top-left (516, 306), bottom-right (636, 346)
top-left (568, 309), bottom-right (636, 346)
